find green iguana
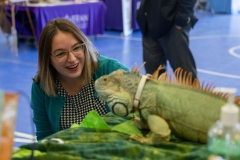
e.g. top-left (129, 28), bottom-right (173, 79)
top-left (94, 66), bottom-right (240, 144)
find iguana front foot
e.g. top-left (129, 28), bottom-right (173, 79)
top-left (130, 134), bottom-right (153, 144)
top-left (130, 133), bottom-right (170, 144)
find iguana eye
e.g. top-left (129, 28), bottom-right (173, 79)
top-left (103, 77), bottom-right (107, 82)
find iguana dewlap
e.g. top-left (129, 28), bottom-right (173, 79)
top-left (95, 69), bottom-right (240, 144)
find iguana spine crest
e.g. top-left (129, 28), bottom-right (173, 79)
top-left (132, 64), bottom-right (240, 104)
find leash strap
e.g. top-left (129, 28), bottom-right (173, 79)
top-left (133, 74), bottom-right (151, 110)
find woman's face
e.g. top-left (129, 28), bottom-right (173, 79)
top-left (50, 31), bottom-right (85, 82)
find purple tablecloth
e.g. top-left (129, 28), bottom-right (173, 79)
top-left (5, 1), bottom-right (106, 41)
top-left (104, 0), bottom-right (141, 31)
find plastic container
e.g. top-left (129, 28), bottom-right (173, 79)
top-left (207, 88), bottom-right (240, 160)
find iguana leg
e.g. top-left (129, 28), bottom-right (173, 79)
top-left (130, 115), bottom-right (171, 144)
top-left (134, 116), bottom-right (149, 129)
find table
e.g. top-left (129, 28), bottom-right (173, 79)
top-left (104, 0), bottom-right (141, 31)
top-left (5, 1), bottom-right (106, 42)
top-left (11, 112), bottom-right (211, 160)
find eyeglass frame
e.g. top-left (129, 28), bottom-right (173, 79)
top-left (50, 43), bottom-right (85, 62)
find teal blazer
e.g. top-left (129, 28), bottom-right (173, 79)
top-left (31, 56), bottom-right (129, 141)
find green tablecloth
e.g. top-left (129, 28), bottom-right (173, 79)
top-left (12, 112), bottom-right (210, 160)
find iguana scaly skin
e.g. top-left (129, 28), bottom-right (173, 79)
top-left (95, 68), bottom-right (240, 144)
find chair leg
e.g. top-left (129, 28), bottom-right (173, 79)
top-left (25, 2), bottom-right (36, 43)
top-left (11, 3), bottom-right (18, 56)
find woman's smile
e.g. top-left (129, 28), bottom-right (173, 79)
top-left (66, 63), bottom-right (79, 71)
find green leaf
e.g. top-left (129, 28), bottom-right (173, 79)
top-left (79, 110), bottom-right (111, 131)
top-left (71, 123), bottom-right (80, 128)
top-left (112, 120), bottom-right (143, 135)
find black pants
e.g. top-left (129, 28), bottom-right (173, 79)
top-left (142, 24), bottom-right (197, 80)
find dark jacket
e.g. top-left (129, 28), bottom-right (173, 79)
top-left (136, 0), bottom-right (198, 39)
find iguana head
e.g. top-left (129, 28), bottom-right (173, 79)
top-left (95, 69), bottom-right (139, 117)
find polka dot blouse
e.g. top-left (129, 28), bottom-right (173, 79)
top-left (56, 79), bottom-right (107, 130)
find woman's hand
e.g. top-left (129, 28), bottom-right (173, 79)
top-left (175, 25), bottom-right (182, 30)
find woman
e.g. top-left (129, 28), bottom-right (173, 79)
top-left (31, 18), bottom-right (129, 141)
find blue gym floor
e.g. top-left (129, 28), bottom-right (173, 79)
top-left (0, 11), bottom-right (240, 147)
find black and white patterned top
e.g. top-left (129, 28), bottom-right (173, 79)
top-left (56, 79), bottom-right (107, 130)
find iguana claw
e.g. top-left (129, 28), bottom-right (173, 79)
top-left (130, 134), bottom-right (153, 144)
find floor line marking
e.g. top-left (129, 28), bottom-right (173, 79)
top-left (190, 34), bottom-right (240, 40)
top-left (229, 45), bottom-right (240, 58)
top-left (14, 131), bottom-right (36, 140)
top-left (197, 69), bottom-right (240, 79)
top-left (14, 138), bottom-right (37, 143)
top-left (97, 34), bottom-right (141, 41)
top-left (1, 56), bottom-right (239, 79)
top-left (0, 58), bottom-right (37, 66)
top-left (97, 34), bottom-right (240, 41)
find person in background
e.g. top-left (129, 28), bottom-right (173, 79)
top-left (136, 0), bottom-right (198, 80)
top-left (31, 18), bottom-right (129, 141)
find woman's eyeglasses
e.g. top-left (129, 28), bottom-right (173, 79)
top-left (51, 43), bottom-right (85, 62)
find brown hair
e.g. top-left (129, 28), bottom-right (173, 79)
top-left (34, 18), bottom-right (99, 96)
